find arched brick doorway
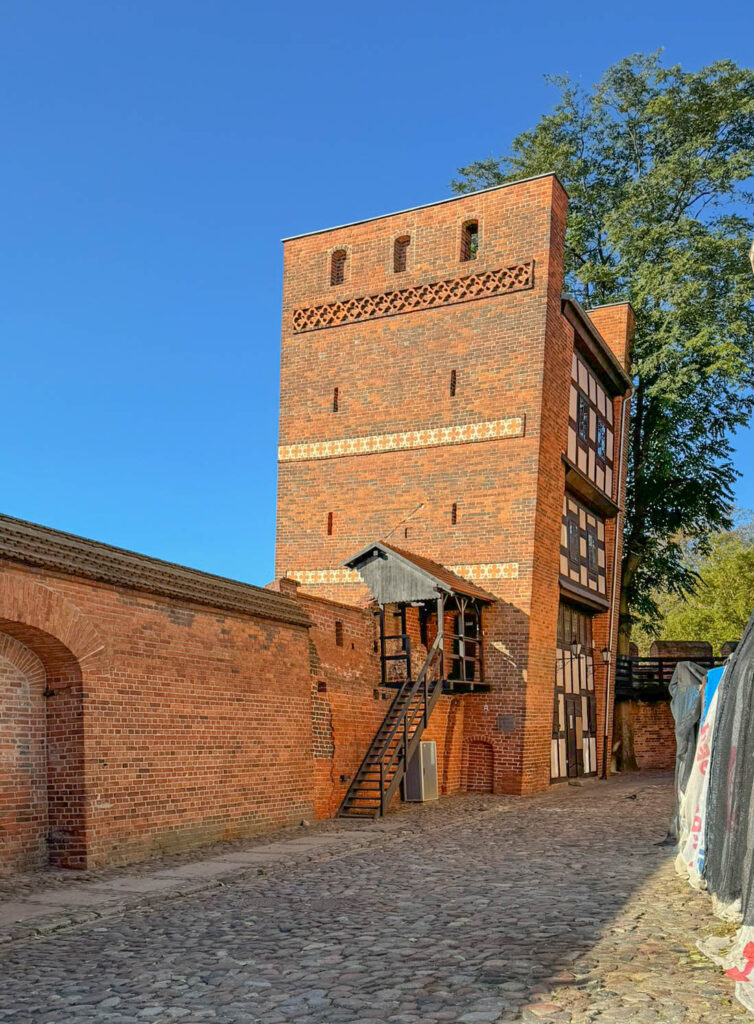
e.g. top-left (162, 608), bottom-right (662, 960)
top-left (0, 634), bottom-right (47, 873)
top-left (0, 623), bottom-right (86, 872)
top-left (0, 575), bottom-right (102, 872)
top-left (464, 739), bottom-right (494, 793)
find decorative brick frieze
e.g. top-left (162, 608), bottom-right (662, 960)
top-left (292, 260), bottom-right (535, 333)
top-left (279, 416), bottom-right (525, 463)
top-left (449, 562), bottom-right (519, 582)
top-left (288, 563), bottom-right (519, 587)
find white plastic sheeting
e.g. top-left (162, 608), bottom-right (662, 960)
top-left (670, 608), bottom-right (754, 1015)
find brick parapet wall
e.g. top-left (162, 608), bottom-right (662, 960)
top-left (0, 561), bottom-right (315, 872)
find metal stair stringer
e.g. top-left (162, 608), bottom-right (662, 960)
top-left (338, 633), bottom-right (443, 819)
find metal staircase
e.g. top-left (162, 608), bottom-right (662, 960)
top-left (338, 634), bottom-right (443, 819)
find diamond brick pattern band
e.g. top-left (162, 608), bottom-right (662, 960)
top-left (288, 563), bottom-right (519, 587)
top-left (292, 260), bottom-right (535, 333)
top-left (279, 416), bottom-right (524, 463)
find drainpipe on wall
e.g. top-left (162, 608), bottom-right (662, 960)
top-left (601, 387), bottom-right (633, 779)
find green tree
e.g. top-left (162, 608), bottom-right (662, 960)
top-left (452, 53), bottom-right (754, 652)
top-left (653, 519), bottom-right (754, 653)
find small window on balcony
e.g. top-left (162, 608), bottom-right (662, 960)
top-left (577, 393), bottom-right (589, 442)
top-left (330, 249), bottom-right (347, 286)
top-left (393, 235), bottom-right (410, 273)
top-left (460, 221), bottom-right (478, 262)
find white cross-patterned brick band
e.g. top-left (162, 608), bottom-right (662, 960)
top-left (278, 416), bottom-right (524, 464)
top-left (292, 260), bottom-right (535, 333)
top-left (288, 563), bottom-right (519, 587)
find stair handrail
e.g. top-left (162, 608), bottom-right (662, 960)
top-left (377, 635), bottom-right (443, 782)
top-left (379, 647), bottom-right (445, 814)
top-left (337, 674), bottom-right (413, 815)
top-left (374, 633), bottom-right (442, 762)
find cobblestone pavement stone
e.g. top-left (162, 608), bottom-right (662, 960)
top-left (0, 773), bottom-right (747, 1023)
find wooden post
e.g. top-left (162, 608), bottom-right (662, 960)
top-left (458, 597), bottom-right (467, 683)
top-left (437, 594), bottom-right (445, 681)
top-left (379, 606), bottom-right (386, 686)
top-left (400, 604), bottom-right (411, 681)
top-left (476, 599), bottom-right (484, 685)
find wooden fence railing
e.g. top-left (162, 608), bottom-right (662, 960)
top-left (615, 655), bottom-right (727, 699)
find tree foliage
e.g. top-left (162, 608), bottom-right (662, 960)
top-left (648, 518), bottom-right (754, 654)
top-left (452, 53), bottom-right (754, 649)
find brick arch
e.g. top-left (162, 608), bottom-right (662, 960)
top-left (0, 573), bottom-right (106, 869)
top-left (0, 632), bottom-right (47, 874)
top-left (0, 629), bottom-right (46, 685)
top-left (462, 736), bottom-right (495, 794)
top-left (0, 571), bottom-right (103, 671)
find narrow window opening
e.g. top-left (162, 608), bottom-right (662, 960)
top-left (596, 418), bottom-right (606, 459)
top-left (394, 235), bottom-right (410, 273)
top-left (567, 520), bottom-right (580, 562)
top-left (587, 530), bottom-right (598, 570)
top-left (451, 503), bottom-right (458, 525)
top-left (317, 680), bottom-right (327, 693)
top-left (404, 527), bottom-right (409, 539)
top-left (450, 369), bottom-right (457, 397)
top-left (460, 221), bottom-right (479, 262)
top-left (326, 512), bottom-right (334, 536)
top-left (335, 621), bottom-right (344, 647)
top-left (577, 394), bottom-right (589, 442)
top-left (332, 386), bottom-right (339, 413)
top-left (330, 249), bottom-right (347, 286)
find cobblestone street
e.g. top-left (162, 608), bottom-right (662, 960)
top-left (0, 774), bottom-right (746, 1024)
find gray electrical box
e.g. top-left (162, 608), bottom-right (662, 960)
top-left (405, 740), bottom-right (438, 802)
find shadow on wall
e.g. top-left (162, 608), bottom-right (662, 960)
top-left (459, 597), bottom-right (532, 795)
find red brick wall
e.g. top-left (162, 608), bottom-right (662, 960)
top-left (618, 699), bottom-right (676, 771)
top-left (585, 305), bottom-right (634, 372)
top-left (0, 562), bottom-right (315, 872)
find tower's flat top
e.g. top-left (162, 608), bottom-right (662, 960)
top-left (281, 172), bottom-right (564, 243)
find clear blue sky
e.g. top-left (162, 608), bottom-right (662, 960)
top-left (1, 0), bottom-right (752, 585)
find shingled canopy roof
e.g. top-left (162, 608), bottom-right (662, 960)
top-left (343, 540), bottom-right (495, 605)
top-left (0, 513), bottom-right (310, 628)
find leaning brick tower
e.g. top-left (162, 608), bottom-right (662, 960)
top-left (275, 175), bottom-right (632, 794)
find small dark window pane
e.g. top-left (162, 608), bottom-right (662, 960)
top-left (577, 394), bottom-right (589, 442)
top-left (333, 387), bottom-right (339, 413)
top-left (394, 235), bottom-right (410, 273)
top-left (451, 503), bottom-right (458, 525)
top-left (596, 418), bottom-right (607, 459)
top-left (461, 221), bottom-right (478, 262)
top-left (568, 520), bottom-right (580, 561)
top-left (450, 369), bottom-right (457, 397)
top-left (330, 249), bottom-right (346, 286)
top-left (335, 621), bottom-right (343, 647)
top-left (587, 530), bottom-right (598, 570)
top-left (326, 512), bottom-right (333, 536)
